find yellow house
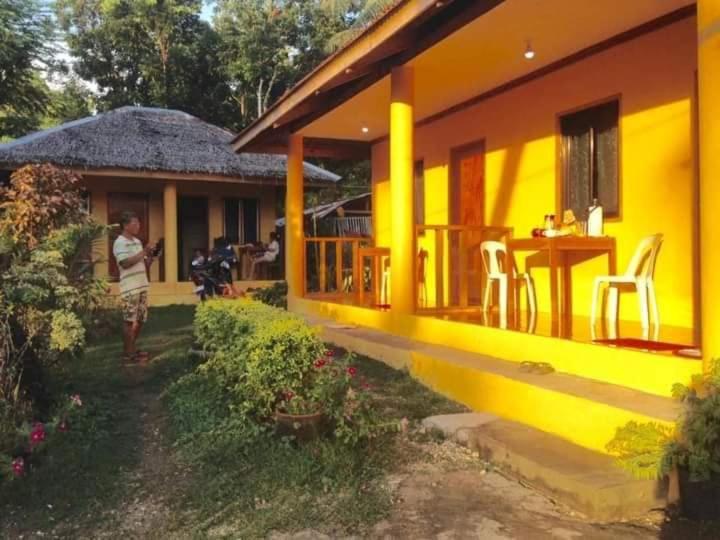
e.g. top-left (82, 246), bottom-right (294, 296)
top-left (0, 106), bottom-right (339, 304)
top-left (232, 0), bottom-right (720, 465)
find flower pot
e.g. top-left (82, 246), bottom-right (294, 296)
top-left (275, 410), bottom-right (327, 442)
top-left (678, 468), bottom-right (720, 521)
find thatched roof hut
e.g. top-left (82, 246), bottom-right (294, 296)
top-left (0, 106), bottom-right (340, 183)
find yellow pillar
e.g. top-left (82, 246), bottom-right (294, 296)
top-left (90, 189), bottom-right (109, 279)
top-left (389, 65), bottom-right (415, 314)
top-left (699, 0), bottom-right (720, 372)
top-left (163, 181), bottom-right (178, 283)
top-left (286, 134), bottom-right (305, 298)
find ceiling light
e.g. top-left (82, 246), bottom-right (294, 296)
top-left (345, 67), bottom-right (353, 74)
top-left (361, 126), bottom-right (369, 134)
top-left (435, 1), bottom-right (444, 7)
top-left (524, 41), bottom-right (535, 60)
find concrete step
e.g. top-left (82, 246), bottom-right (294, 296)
top-left (423, 413), bottom-right (667, 521)
top-left (311, 316), bottom-right (679, 454)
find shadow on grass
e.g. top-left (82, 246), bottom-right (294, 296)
top-left (0, 305), bottom-right (196, 536)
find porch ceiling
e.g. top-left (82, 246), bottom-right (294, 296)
top-left (299, 0), bottom-right (694, 143)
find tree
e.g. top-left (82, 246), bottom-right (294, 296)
top-left (0, 0), bottom-right (55, 138)
top-left (44, 78), bottom-right (95, 126)
top-left (215, 0), bottom-right (348, 128)
top-left (55, 0), bottom-right (235, 126)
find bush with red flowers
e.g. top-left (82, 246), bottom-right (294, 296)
top-left (170, 299), bottom-right (392, 448)
top-left (0, 393), bottom-right (85, 483)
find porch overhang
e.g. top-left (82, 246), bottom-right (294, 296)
top-left (232, 0), bottom-right (505, 155)
top-left (233, 0), bottom-right (695, 151)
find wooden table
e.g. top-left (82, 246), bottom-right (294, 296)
top-left (506, 236), bottom-right (617, 330)
top-left (357, 246), bottom-right (391, 306)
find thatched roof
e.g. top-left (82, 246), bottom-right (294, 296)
top-left (0, 106), bottom-right (340, 183)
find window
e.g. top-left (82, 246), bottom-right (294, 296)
top-left (224, 198), bottom-right (259, 244)
top-left (414, 160), bottom-right (425, 227)
top-left (561, 99), bottom-right (619, 218)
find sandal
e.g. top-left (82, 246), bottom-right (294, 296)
top-left (134, 351), bottom-right (150, 363)
top-left (121, 353), bottom-right (138, 366)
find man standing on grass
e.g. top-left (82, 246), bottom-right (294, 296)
top-left (113, 211), bottom-right (156, 364)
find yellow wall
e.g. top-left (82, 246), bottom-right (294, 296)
top-left (84, 176), bottom-right (278, 286)
top-left (372, 18), bottom-right (698, 328)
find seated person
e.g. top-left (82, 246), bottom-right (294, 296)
top-left (242, 232), bottom-right (280, 280)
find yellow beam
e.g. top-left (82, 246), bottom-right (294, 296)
top-left (389, 65), bottom-right (415, 314)
top-left (163, 181), bottom-right (178, 283)
top-left (698, 0), bottom-right (720, 372)
top-left (286, 134), bottom-right (305, 298)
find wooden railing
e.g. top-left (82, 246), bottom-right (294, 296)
top-left (415, 225), bottom-right (513, 311)
top-left (303, 237), bottom-right (370, 296)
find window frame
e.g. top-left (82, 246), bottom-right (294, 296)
top-left (223, 197), bottom-right (261, 244)
top-left (557, 96), bottom-right (622, 220)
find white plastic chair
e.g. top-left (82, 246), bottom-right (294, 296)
top-left (480, 241), bottom-right (537, 326)
top-left (590, 234), bottom-right (663, 330)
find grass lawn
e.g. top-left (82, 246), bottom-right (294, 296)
top-left (0, 305), bottom-right (466, 538)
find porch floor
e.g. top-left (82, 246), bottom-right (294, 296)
top-left (304, 293), bottom-right (697, 354)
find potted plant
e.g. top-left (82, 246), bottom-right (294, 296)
top-left (275, 351), bottom-right (377, 443)
top-left (607, 359), bottom-right (720, 520)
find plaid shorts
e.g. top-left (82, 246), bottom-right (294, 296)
top-left (121, 291), bottom-right (149, 323)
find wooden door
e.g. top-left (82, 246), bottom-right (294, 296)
top-left (108, 193), bottom-right (149, 281)
top-left (450, 141), bottom-right (485, 305)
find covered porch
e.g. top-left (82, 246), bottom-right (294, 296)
top-left (233, 0), bottom-right (720, 455)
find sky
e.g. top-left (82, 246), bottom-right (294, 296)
top-left (201, 2), bottom-right (215, 22)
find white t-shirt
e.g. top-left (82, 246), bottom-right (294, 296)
top-left (113, 235), bottom-right (149, 295)
top-left (265, 240), bottom-right (280, 262)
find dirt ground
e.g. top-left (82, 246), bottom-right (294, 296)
top-left (270, 441), bottom-right (664, 540)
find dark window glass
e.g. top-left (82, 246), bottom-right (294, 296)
top-left (242, 199), bottom-right (259, 243)
top-left (224, 198), bottom-right (259, 244)
top-left (414, 160), bottom-right (425, 226)
top-left (224, 198), bottom-right (240, 243)
top-left (561, 100), bottom-right (619, 218)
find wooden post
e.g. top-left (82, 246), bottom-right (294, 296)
top-left (319, 240), bottom-right (327, 293)
top-left (435, 230), bottom-right (445, 309)
top-left (286, 135), bottom-right (304, 299)
top-left (699, 0), bottom-right (720, 371)
top-left (163, 182), bottom-right (178, 283)
top-left (335, 241), bottom-right (343, 293)
top-left (389, 65), bottom-right (415, 314)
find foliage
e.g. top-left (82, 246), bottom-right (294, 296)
top-left (0, 164), bottom-right (106, 416)
top-left (215, 0), bottom-right (349, 128)
top-left (172, 299), bottom-right (389, 448)
top-left (607, 359), bottom-right (720, 481)
top-left (249, 280), bottom-right (288, 309)
top-left (55, 0), bottom-right (235, 126)
top-left (324, 0), bottom-right (398, 52)
top-left (605, 421), bottom-right (675, 480)
top-left (0, 0), bottom-right (55, 138)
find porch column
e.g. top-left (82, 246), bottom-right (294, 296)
top-left (389, 65), bottom-right (415, 314)
top-left (698, 0), bottom-right (720, 372)
top-left (163, 181), bottom-right (178, 283)
top-left (286, 134), bottom-right (305, 298)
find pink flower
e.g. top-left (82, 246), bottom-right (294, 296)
top-left (29, 423), bottom-right (46, 447)
top-left (70, 394), bottom-right (82, 407)
top-left (58, 420), bottom-right (69, 432)
top-left (325, 350), bottom-right (334, 357)
top-left (11, 457), bottom-right (25, 477)
top-left (362, 382), bottom-right (371, 390)
top-left (284, 391), bottom-right (294, 401)
top-left (346, 366), bottom-right (357, 377)
top-left (314, 358), bottom-right (326, 369)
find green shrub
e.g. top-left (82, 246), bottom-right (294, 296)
top-left (176, 298), bottom-right (390, 449)
top-left (607, 359), bottom-right (720, 481)
top-left (249, 281), bottom-right (288, 309)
